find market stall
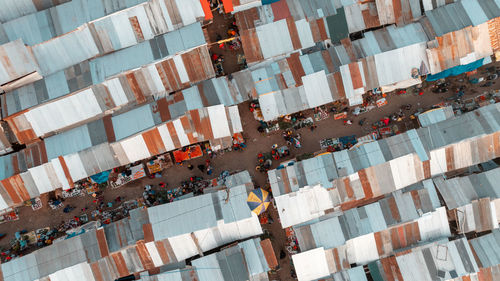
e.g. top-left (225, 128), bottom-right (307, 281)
top-left (173, 145), bottom-right (203, 163)
top-left (109, 163), bottom-right (146, 189)
top-left (146, 153), bottom-right (173, 175)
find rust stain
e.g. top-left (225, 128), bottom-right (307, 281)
top-left (111, 252), bottom-right (129, 277)
top-left (125, 73), bottom-right (146, 104)
top-left (286, 52), bottom-right (305, 86)
top-left (343, 178), bottom-right (354, 199)
top-left (90, 262), bottom-right (105, 281)
top-left (142, 223), bottom-right (154, 242)
top-left (1, 178), bottom-right (22, 204)
top-left (240, 29), bottom-right (264, 63)
top-left (374, 231), bottom-right (384, 256)
top-left (358, 169), bottom-right (373, 199)
top-left (348, 62), bottom-right (363, 90)
top-left (143, 129), bottom-right (166, 156)
top-left (136, 241), bottom-right (155, 270)
top-left (422, 160), bottom-right (431, 179)
top-left (333, 247), bottom-right (342, 272)
top-left (129, 16), bottom-right (144, 41)
top-left (103, 115), bottom-right (116, 143)
top-left (387, 197), bottom-right (401, 222)
top-left (96, 228), bottom-right (110, 257)
top-left (166, 122), bottom-right (181, 148)
top-left (260, 239), bottom-right (278, 269)
top-left (317, 19), bottom-right (328, 41)
top-left (445, 146), bottom-right (455, 171)
top-left (286, 18), bottom-right (302, 50)
top-left (155, 240), bottom-right (170, 264)
top-left (58, 156), bottom-right (75, 188)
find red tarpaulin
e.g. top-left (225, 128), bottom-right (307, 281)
top-left (199, 0), bottom-right (213, 20)
top-left (222, 0), bottom-right (234, 13)
top-left (173, 145), bottom-right (203, 163)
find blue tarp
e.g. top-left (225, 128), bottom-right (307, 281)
top-left (262, 0), bottom-right (280, 4)
top-left (339, 135), bottom-right (357, 146)
top-left (426, 58), bottom-right (484, 81)
top-left (90, 170), bottom-right (111, 184)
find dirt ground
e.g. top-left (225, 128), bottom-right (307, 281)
top-left (1, 60), bottom-right (499, 279)
top-left (205, 9), bottom-right (245, 75)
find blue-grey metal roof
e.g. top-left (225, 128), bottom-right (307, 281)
top-left (433, 167), bottom-right (500, 209)
top-left (148, 193), bottom-right (218, 239)
top-left (0, 0), bottom-right (148, 45)
top-left (0, 0), bottom-right (71, 23)
top-left (294, 184), bottom-right (438, 251)
top-left (191, 238), bottom-right (268, 281)
top-left (238, 238), bottom-right (270, 276)
top-left (469, 229), bottom-right (500, 268)
top-left (90, 22), bottom-right (205, 83)
top-left (424, 0), bottom-right (500, 36)
top-left (148, 179), bottom-right (252, 240)
top-left (0, 228), bottom-right (100, 281)
top-left (44, 119), bottom-right (107, 160)
top-left (418, 106), bottom-right (455, 127)
top-left (330, 266), bottom-right (368, 281)
top-left (45, 125), bottom-right (91, 160)
top-left (0, 154), bottom-right (15, 180)
top-left (112, 104), bottom-right (156, 141)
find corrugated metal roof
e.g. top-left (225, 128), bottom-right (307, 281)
top-left (0, 228), bottom-right (102, 281)
top-left (31, 25), bottom-right (100, 76)
top-left (418, 106), bottom-right (455, 127)
top-left (270, 103), bottom-right (500, 224)
top-left (0, 39), bottom-right (39, 85)
top-left (434, 167), bottom-right (500, 209)
top-left (469, 229), bottom-right (500, 268)
top-left (89, 22), bottom-right (205, 83)
top-left (424, 0), bottom-right (500, 37)
top-left (0, 0), bottom-right (148, 45)
top-left (5, 44), bottom-right (213, 144)
top-left (112, 104), bottom-right (157, 141)
top-left (294, 183), bottom-right (439, 250)
top-left (149, 182), bottom-right (252, 240)
top-left (0, 0), bottom-right (71, 23)
top-left (192, 237), bottom-right (270, 281)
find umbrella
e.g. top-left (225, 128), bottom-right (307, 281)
top-left (247, 188), bottom-right (271, 215)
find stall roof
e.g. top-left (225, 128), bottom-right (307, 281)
top-left (423, 0), bottom-right (500, 37)
top-left (0, 0), bottom-right (71, 23)
top-left (433, 167), bottom-right (500, 210)
top-left (0, 39), bottom-right (40, 86)
top-left (191, 238), bottom-right (271, 281)
top-left (1, 20), bottom-right (205, 117)
top-left (44, 120), bottom-right (107, 160)
top-left (5, 44), bottom-right (213, 144)
top-left (292, 182), bottom-right (440, 244)
top-left (148, 184), bottom-right (252, 240)
top-left (0, 0), bottom-right (206, 46)
top-left (418, 106), bottom-right (455, 127)
top-left (292, 247), bottom-right (331, 281)
top-left (270, 104), bottom-right (500, 220)
top-left (89, 22), bottom-right (205, 83)
top-left (469, 229), bottom-right (500, 268)
top-left (0, 228), bottom-right (103, 281)
top-left (426, 23), bottom-right (493, 74)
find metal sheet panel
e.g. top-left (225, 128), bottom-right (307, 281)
top-left (302, 70), bottom-right (333, 108)
top-left (256, 19), bottom-right (294, 59)
top-left (0, 39), bottom-right (39, 85)
top-left (32, 25), bottom-right (99, 76)
top-left (112, 104), bottom-right (155, 141)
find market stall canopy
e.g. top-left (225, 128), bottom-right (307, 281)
top-left (247, 188), bottom-right (271, 215)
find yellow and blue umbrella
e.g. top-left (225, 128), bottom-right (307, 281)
top-left (247, 188), bottom-right (271, 215)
